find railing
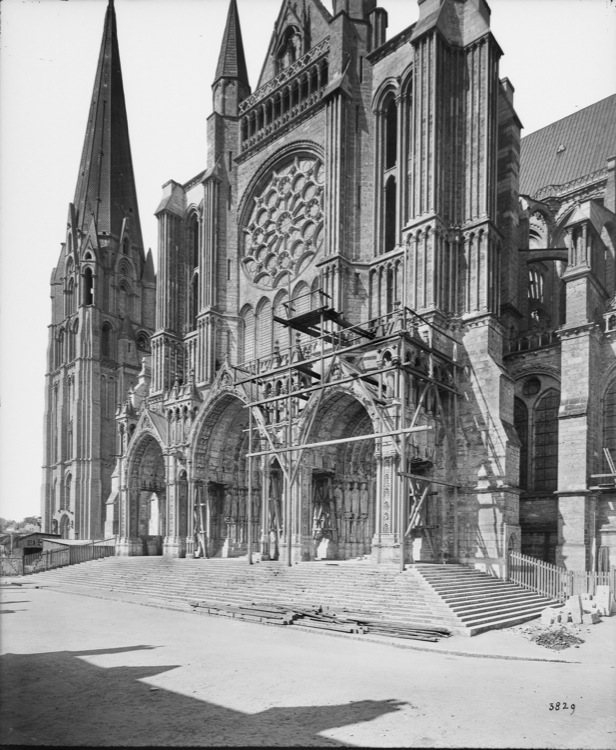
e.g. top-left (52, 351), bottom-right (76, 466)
top-left (505, 329), bottom-right (559, 355)
top-left (0, 543), bottom-right (116, 576)
top-left (239, 38), bottom-right (330, 114)
top-left (508, 550), bottom-right (615, 603)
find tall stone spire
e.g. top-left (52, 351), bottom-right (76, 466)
top-left (214, 0), bottom-right (249, 88)
top-left (72, 0), bottom-right (142, 246)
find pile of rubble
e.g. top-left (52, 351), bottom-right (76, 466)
top-left (515, 622), bottom-right (586, 651)
top-left (514, 588), bottom-right (614, 651)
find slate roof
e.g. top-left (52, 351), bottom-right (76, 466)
top-left (519, 94), bottom-right (616, 198)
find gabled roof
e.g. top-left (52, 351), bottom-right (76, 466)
top-left (72, 0), bottom-right (143, 245)
top-left (520, 94), bottom-right (616, 198)
top-left (214, 0), bottom-right (249, 87)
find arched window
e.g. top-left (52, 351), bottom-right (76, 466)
top-left (137, 333), bottom-right (149, 352)
top-left (56, 330), bottom-right (65, 368)
top-left (384, 176), bottom-right (397, 254)
top-left (385, 96), bottom-right (398, 170)
top-left (603, 380), bottom-right (616, 472)
top-left (118, 282), bottom-right (130, 318)
top-left (63, 474), bottom-right (72, 511)
top-left (273, 290), bottom-right (289, 350)
top-left (256, 298), bottom-right (273, 354)
top-left (66, 277), bottom-right (75, 317)
top-left (277, 26), bottom-right (302, 71)
top-left (241, 306), bottom-right (255, 363)
top-left (386, 264), bottom-right (395, 314)
top-left (68, 419), bottom-right (74, 458)
top-left (122, 237), bottom-right (129, 255)
top-left (83, 268), bottom-right (93, 306)
top-left (67, 324), bottom-right (75, 362)
top-left (190, 272), bottom-right (199, 330)
top-left (188, 213), bottom-right (199, 269)
top-left (533, 389), bottom-right (560, 491)
top-left (310, 277), bottom-right (322, 310)
top-left (101, 323), bottom-right (113, 359)
top-left (378, 91), bottom-right (398, 255)
top-left (292, 282), bottom-right (310, 317)
top-left (514, 398), bottom-right (529, 490)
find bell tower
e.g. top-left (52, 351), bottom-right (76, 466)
top-left (41, 0), bottom-right (155, 540)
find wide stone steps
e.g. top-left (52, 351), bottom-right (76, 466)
top-left (20, 557), bottom-right (559, 636)
top-left (415, 564), bottom-right (562, 635)
top-left (23, 557), bottom-right (459, 630)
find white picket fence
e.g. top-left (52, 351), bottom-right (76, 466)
top-left (508, 551), bottom-right (615, 603)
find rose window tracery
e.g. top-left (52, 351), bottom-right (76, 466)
top-left (242, 155), bottom-right (324, 288)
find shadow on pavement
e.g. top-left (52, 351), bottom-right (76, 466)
top-left (1, 645), bottom-right (406, 746)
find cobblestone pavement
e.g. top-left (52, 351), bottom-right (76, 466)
top-left (1, 584), bottom-right (615, 748)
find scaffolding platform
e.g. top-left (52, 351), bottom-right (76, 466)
top-left (274, 304), bottom-right (375, 341)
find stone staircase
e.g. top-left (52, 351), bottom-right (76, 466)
top-left (415, 564), bottom-right (563, 635)
top-left (18, 557), bottom-right (560, 636)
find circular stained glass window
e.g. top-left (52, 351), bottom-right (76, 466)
top-left (242, 155), bottom-right (324, 288)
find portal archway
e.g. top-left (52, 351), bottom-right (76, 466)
top-left (193, 394), bottom-right (260, 557)
top-left (127, 434), bottom-right (166, 555)
top-left (305, 391), bottom-right (376, 560)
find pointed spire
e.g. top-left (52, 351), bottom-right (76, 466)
top-left (142, 249), bottom-right (156, 284)
top-left (72, 0), bottom-right (143, 246)
top-left (214, 0), bottom-right (249, 88)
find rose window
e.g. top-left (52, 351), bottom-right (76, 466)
top-left (242, 155), bottom-right (324, 288)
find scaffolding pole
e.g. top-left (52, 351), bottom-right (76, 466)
top-left (400, 361), bottom-right (408, 572)
top-left (247, 405), bottom-right (253, 565)
top-left (247, 424), bottom-right (432, 459)
top-left (231, 299), bottom-right (462, 567)
top-left (286, 288), bottom-right (293, 567)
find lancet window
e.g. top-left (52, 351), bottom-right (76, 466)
top-left (375, 90), bottom-right (399, 255)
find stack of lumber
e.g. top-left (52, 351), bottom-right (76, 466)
top-left (188, 599), bottom-right (452, 641)
top-left (188, 600), bottom-right (296, 625)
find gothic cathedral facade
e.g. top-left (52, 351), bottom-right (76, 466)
top-left (42, 0), bottom-right (616, 575)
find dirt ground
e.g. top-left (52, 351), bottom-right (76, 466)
top-left (1, 583), bottom-right (615, 748)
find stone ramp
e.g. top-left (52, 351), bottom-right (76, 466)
top-left (21, 557), bottom-right (560, 636)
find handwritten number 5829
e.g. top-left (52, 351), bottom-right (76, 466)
top-left (549, 702), bottom-right (575, 714)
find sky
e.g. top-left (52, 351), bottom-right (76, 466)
top-left (1, 0), bottom-right (615, 523)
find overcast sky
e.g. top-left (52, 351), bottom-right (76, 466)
top-left (1, 0), bottom-right (615, 524)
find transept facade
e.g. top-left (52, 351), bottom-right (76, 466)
top-left (42, 0), bottom-right (616, 576)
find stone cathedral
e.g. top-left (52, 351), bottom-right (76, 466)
top-left (42, 0), bottom-right (616, 576)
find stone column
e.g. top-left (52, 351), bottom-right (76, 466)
top-left (371, 439), bottom-right (402, 564)
top-left (163, 452), bottom-right (180, 558)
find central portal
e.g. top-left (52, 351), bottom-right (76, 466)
top-left (306, 392), bottom-right (376, 560)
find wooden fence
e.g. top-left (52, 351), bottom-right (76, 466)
top-left (508, 551), bottom-right (616, 602)
top-left (1, 543), bottom-right (116, 576)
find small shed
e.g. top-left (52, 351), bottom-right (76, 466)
top-left (14, 532), bottom-right (62, 556)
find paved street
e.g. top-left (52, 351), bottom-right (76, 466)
top-left (1, 584), bottom-right (615, 748)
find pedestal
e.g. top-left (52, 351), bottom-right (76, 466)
top-left (116, 537), bottom-right (144, 556)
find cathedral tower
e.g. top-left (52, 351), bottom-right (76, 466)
top-left (41, 0), bottom-right (155, 540)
